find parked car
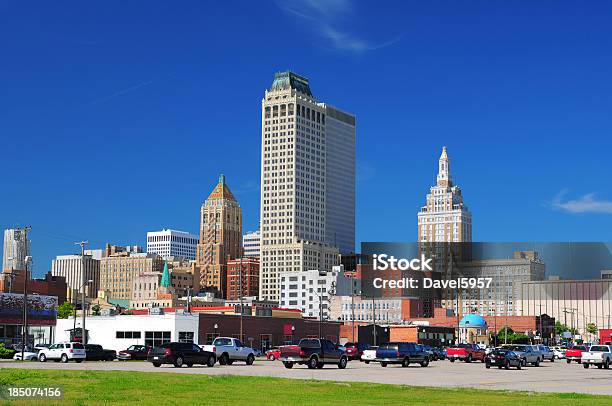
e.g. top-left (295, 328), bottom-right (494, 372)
top-left (447, 343), bottom-right (486, 363)
top-left (279, 338), bottom-right (348, 369)
top-left (375, 342), bottom-right (429, 368)
top-left (117, 345), bottom-right (150, 360)
top-left (265, 348), bottom-right (281, 361)
top-left (252, 348), bottom-right (263, 357)
top-left (502, 344), bottom-right (541, 366)
top-left (85, 344), bottom-right (116, 361)
top-left (581, 345), bottom-right (612, 369)
top-left (148, 342), bottom-right (216, 368)
top-left (566, 345), bottom-right (589, 364)
top-left (552, 347), bottom-right (566, 359)
top-left (202, 337), bottom-right (255, 365)
top-left (38, 342), bottom-right (86, 363)
top-left (420, 345), bottom-right (435, 361)
top-left (485, 349), bottom-right (522, 370)
top-left (537, 345), bottom-right (555, 362)
top-left (343, 342), bottom-right (364, 360)
top-left (13, 347), bottom-right (40, 361)
top-left (360, 346), bottom-right (378, 364)
top-left (431, 347), bottom-right (446, 360)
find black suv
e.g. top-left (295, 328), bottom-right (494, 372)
top-left (148, 342), bottom-right (216, 368)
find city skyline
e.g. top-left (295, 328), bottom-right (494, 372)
top-left (2, 2), bottom-right (612, 275)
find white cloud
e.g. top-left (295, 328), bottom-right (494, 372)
top-left (551, 191), bottom-right (612, 214)
top-left (278, 0), bottom-right (400, 52)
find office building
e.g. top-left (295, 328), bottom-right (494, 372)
top-left (51, 254), bottom-right (101, 299)
top-left (99, 246), bottom-right (164, 300)
top-left (2, 228), bottom-right (31, 271)
top-left (196, 175), bottom-right (242, 297)
top-left (146, 229), bottom-right (199, 261)
top-left (457, 251), bottom-right (546, 316)
top-left (260, 71), bottom-right (355, 301)
top-left (242, 230), bottom-right (261, 258)
top-left (226, 257), bottom-right (260, 300)
top-left (418, 147), bottom-right (472, 243)
top-left (278, 268), bottom-right (343, 319)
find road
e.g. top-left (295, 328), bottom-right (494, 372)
top-left (2, 358), bottom-right (611, 396)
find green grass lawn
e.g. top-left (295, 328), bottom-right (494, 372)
top-left (0, 369), bottom-right (610, 405)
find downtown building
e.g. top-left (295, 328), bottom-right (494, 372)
top-left (51, 254), bottom-right (101, 299)
top-left (2, 228), bottom-right (31, 271)
top-left (259, 71), bottom-right (356, 302)
top-left (99, 244), bottom-right (164, 301)
top-left (195, 175), bottom-right (242, 298)
top-left (242, 230), bottom-right (261, 258)
top-left (146, 229), bottom-right (199, 261)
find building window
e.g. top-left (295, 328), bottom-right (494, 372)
top-left (116, 331), bottom-right (141, 339)
top-left (178, 331), bottom-right (194, 343)
top-left (144, 331), bottom-right (171, 347)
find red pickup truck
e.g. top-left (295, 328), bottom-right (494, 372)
top-left (565, 345), bottom-right (589, 364)
top-left (447, 343), bottom-right (486, 363)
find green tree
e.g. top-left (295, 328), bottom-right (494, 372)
top-left (509, 333), bottom-right (530, 344)
top-left (57, 301), bottom-right (75, 319)
top-left (91, 304), bottom-right (101, 316)
top-left (587, 322), bottom-right (598, 340)
top-left (497, 326), bottom-right (514, 343)
top-left (555, 321), bottom-right (570, 336)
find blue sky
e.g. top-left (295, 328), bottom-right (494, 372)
top-left (1, 1), bottom-right (611, 276)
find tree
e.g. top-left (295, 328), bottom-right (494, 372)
top-left (587, 323), bottom-right (598, 338)
top-left (509, 333), bottom-right (530, 344)
top-left (497, 326), bottom-right (514, 343)
top-left (57, 301), bottom-right (75, 319)
top-left (555, 321), bottom-right (570, 336)
top-left (91, 304), bottom-right (101, 316)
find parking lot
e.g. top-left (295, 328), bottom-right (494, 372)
top-left (2, 358), bottom-right (612, 396)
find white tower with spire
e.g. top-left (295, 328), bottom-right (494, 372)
top-left (418, 147), bottom-right (472, 243)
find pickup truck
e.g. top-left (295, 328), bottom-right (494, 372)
top-left (202, 337), bottom-right (255, 365)
top-left (279, 338), bottom-right (348, 369)
top-left (566, 345), bottom-right (589, 364)
top-left (581, 345), bottom-right (612, 369)
top-left (85, 344), bottom-right (116, 361)
top-left (375, 342), bottom-right (429, 367)
top-left (447, 343), bottom-right (486, 363)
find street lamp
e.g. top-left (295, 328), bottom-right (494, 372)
top-left (291, 325), bottom-right (295, 344)
top-left (214, 323), bottom-right (219, 338)
top-left (20, 255), bottom-right (32, 362)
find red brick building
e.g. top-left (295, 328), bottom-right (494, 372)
top-left (226, 258), bottom-right (259, 300)
top-left (0, 270), bottom-right (67, 303)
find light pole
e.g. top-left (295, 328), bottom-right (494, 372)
top-left (291, 325), bottom-right (295, 344)
top-left (73, 279), bottom-right (92, 342)
top-left (239, 257), bottom-right (243, 342)
top-left (82, 279), bottom-right (93, 344)
top-left (21, 253), bottom-right (32, 362)
top-left (214, 323), bottom-right (219, 339)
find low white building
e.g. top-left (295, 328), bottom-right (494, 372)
top-left (279, 268), bottom-right (342, 319)
top-left (146, 229), bottom-right (199, 261)
top-left (55, 313), bottom-right (200, 351)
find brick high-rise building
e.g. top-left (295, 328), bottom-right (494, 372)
top-left (259, 71), bottom-right (355, 302)
top-left (196, 175), bottom-right (242, 298)
top-left (226, 257), bottom-right (259, 300)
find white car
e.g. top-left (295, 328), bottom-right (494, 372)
top-left (552, 347), bottom-right (566, 359)
top-left (38, 342), bottom-right (86, 363)
top-left (13, 348), bottom-right (40, 361)
top-left (360, 346), bottom-right (378, 364)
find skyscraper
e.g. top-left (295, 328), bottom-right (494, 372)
top-left (2, 228), bottom-right (31, 271)
top-left (418, 147), bottom-right (472, 243)
top-left (259, 71), bottom-right (356, 302)
top-left (196, 174), bottom-right (242, 297)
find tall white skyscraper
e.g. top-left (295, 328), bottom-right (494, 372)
top-left (146, 229), bottom-right (199, 261)
top-left (2, 228), bottom-right (31, 271)
top-left (259, 71), bottom-right (356, 302)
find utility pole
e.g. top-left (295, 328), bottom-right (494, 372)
top-left (75, 241), bottom-right (88, 343)
top-left (20, 226), bottom-right (32, 362)
top-left (351, 275), bottom-right (356, 343)
top-left (372, 297), bottom-right (377, 346)
top-left (536, 304), bottom-right (544, 343)
top-left (239, 257), bottom-right (243, 341)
